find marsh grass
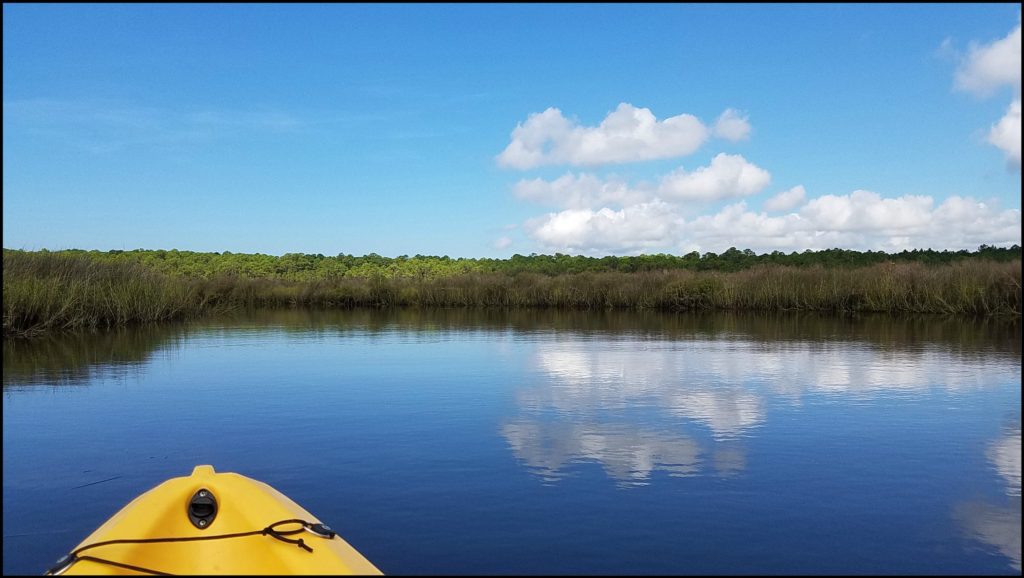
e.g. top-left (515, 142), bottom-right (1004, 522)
top-left (3, 252), bottom-right (209, 337)
top-left (4, 251), bottom-right (1020, 337)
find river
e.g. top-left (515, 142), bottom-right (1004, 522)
top-left (3, 309), bottom-right (1020, 574)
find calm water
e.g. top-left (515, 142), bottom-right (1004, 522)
top-left (3, 309), bottom-right (1021, 575)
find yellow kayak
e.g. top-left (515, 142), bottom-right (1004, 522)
top-left (47, 465), bottom-right (382, 575)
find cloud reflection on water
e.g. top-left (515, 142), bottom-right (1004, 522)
top-left (502, 420), bottom-right (701, 486)
top-left (504, 337), bottom-right (1018, 486)
top-left (955, 426), bottom-right (1022, 572)
top-left (988, 427), bottom-right (1022, 498)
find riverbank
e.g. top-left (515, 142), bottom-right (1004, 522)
top-left (3, 249), bottom-right (1020, 337)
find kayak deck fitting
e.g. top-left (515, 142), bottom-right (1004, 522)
top-left (48, 465), bottom-right (382, 575)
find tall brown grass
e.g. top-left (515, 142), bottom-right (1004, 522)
top-left (4, 251), bottom-right (1020, 337)
top-left (3, 252), bottom-right (210, 337)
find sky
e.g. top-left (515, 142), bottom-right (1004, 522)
top-left (3, 3), bottom-right (1021, 257)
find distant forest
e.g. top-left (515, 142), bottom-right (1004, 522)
top-left (8, 244), bottom-right (1020, 280)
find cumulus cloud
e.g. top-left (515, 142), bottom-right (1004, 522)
top-left (493, 236), bottom-right (513, 250)
top-left (952, 20), bottom-right (1021, 169)
top-left (799, 190), bottom-right (934, 233)
top-left (989, 98), bottom-right (1022, 167)
top-left (520, 190), bottom-right (1021, 255)
top-left (954, 21), bottom-right (1021, 97)
top-left (657, 153), bottom-right (771, 201)
top-left (525, 200), bottom-right (681, 254)
top-left (683, 203), bottom-right (806, 251)
top-left (513, 172), bottom-right (646, 209)
top-left (682, 193), bottom-right (1021, 253)
top-left (497, 103), bottom-right (748, 169)
top-left (513, 153), bottom-right (770, 209)
top-left (763, 185), bottom-right (807, 212)
top-left (712, 108), bottom-right (752, 141)
top-left (930, 195), bottom-right (1023, 245)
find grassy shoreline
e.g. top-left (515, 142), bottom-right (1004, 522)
top-left (4, 250), bottom-right (1021, 338)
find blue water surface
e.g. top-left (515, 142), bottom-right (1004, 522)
top-left (3, 309), bottom-right (1021, 575)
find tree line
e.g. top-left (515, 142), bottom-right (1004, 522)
top-left (9, 244), bottom-right (1020, 281)
top-left (4, 247), bottom-right (1020, 337)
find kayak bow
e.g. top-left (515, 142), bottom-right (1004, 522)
top-left (48, 465), bottom-right (382, 575)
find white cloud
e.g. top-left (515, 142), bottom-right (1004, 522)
top-left (763, 185), bottom-right (807, 212)
top-left (712, 108), bottom-right (752, 141)
top-left (989, 98), bottom-right (1022, 167)
top-left (495, 107), bottom-right (574, 170)
top-left (657, 153), bottom-right (771, 201)
top-left (798, 190), bottom-right (934, 233)
top-left (931, 195), bottom-right (1023, 245)
top-left (513, 172), bottom-right (646, 209)
top-left (952, 20), bottom-right (1022, 170)
top-left (520, 189), bottom-right (1021, 255)
top-left (514, 153), bottom-right (770, 210)
top-left (680, 193), bottom-right (1021, 253)
top-left (954, 22), bottom-right (1021, 97)
top-left (525, 200), bottom-right (680, 254)
top-left (497, 103), bottom-right (748, 169)
top-left (493, 236), bottom-right (513, 250)
top-left (683, 202), bottom-right (807, 251)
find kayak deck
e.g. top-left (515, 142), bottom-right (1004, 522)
top-left (53, 465), bottom-right (382, 575)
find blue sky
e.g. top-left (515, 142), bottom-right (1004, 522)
top-left (3, 4), bottom-right (1020, 257)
